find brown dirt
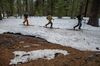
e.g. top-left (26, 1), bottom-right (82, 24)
top-left (0, 33), bottom-right (100, 66)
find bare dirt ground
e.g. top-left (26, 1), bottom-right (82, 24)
top-left (0, 33), bottom-right (100, 66)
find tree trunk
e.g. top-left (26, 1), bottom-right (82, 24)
top-left (9, 0), bottom-right (14, 16)
top-left (84, 0), bottom-right (89, 17)
top-left (0, 11), bottom-right (2, 20)
top-left (70, 0), bottom-right (75, 19)
top-left (87, 0), bottom-right (100, 27)
top-left (79, 0), bottom-right (84, 15)
top-left (25, 0), bottom-right (28, 13)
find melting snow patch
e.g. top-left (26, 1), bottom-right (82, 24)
top-left (10, 49), bottom-right (69, 65)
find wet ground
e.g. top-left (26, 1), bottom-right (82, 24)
top-left (0, 32), bottom-right (100, 66)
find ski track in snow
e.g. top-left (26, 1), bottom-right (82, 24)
top-left (0, 17), bottom-right (100, 51)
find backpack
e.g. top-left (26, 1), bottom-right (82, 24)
top-left (46, 15), bottom-right (52, 20)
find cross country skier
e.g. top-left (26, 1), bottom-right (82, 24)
top-left (45, 15), bottom-right (54, 28)
top-left (23, 14), bottom-right (29, 26)
top-left (73, 14), bottom-right (83, 30)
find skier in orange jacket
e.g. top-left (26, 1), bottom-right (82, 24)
top-left (23, 14), bottom-right (29, 26)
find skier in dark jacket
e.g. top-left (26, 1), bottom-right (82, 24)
top-left (73, 14), bottom-right (83, 30)
top-left (23, 14), bottom-right (29, 26)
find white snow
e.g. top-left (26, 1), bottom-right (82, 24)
top-left (0, 17), bottom-right (100, 51)
top-left (10, 49), bottom-right (68, 65)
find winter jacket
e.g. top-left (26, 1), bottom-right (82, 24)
top-left (46, 15), bottom-right (53, 22)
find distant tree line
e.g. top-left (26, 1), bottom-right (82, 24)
top-left (0, 0), bottom-right (96, 17)
top-left (0, 0), bottom-right (100, 27)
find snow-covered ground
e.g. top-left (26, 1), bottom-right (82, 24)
top-left (0, 17), bottom-right (100, 51)
top-left (10, 49), bottom-right (68, 65)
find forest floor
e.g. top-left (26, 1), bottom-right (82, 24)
top-left (0, 33), bottom-right (100, 66)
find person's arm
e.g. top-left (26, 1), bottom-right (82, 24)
top-left (82, 17), bottom-right (87, 23)
top-left (52, 17), bottom-right (54, 20)
top-left (52, 18), bottom-right (54, 20)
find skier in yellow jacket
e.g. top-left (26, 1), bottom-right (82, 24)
top-left (45, 15), bottom-right (54, 28)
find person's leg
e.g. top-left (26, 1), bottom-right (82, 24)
top-left (23, 21), bottom-right (25, 24)
top-left (45, 22), bottom-right (50, 27)
top-left (26, 19), bottom-right (29, 26)
top-left (45, 21), bottom-right (51, 27)
top-left (23, 18), bottom-right (26, 25)
top-left (73, 22), bottom-right (79, 29)
top-left (79, 23), bottom-right (82, 29)
top-left (50, 22), bottom-right (53, 28)
top-left (23, 20), bottom-right (26, 25)
top-left (78, 20), bottom-right (82, 29)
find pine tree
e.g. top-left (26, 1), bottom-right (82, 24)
top-left (87, 0), bottom-right (100, 27)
